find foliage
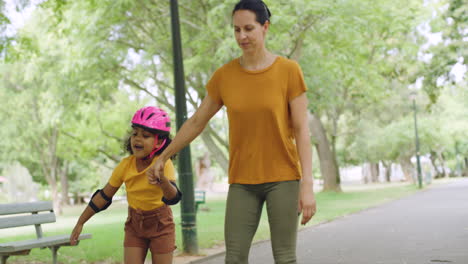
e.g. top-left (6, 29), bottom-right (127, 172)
top-left (0, 0), bottom-right (465, 197)
top-left (422, 0), bottom-right (467, 102)
top-left (347, 84), bottom-right (467, 172)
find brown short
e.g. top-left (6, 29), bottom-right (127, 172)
top-left (124, 205), bottom-right (176, 254)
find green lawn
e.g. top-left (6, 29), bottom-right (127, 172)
top-left (0, 183), bottom-right (419, 263)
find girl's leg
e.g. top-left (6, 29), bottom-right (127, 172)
top-left (225, 184), bottom-right (264, 264)
top-left (148, 205), bottom-right (175, 264)
top-left (265, 181), bottom-right (300, 264)
top-left (124, 247), bottom-right (148, 264)
top-left (151, 252), bottom-right (173, 264)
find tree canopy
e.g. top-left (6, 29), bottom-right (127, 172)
top-left (0, 0), bottom-right (466, 201)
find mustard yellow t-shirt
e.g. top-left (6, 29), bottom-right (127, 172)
top-left (108, 155), bottom-right (176, 210)
top-left (206, 56), bottom-right (307, 184)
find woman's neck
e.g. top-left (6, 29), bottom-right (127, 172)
top-left (240, 49), bottom-right (275, 71)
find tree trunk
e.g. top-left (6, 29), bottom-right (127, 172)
top-left (370, 163), bottom-right (380, 183)
top-left (362, 163), bottom-right (370, 184)
top-left (60, 161), bottom-right (70, 206)
top-left (399, 156), bottom-right (414, 182)
top-left (437, 152), bottom-right (448, 178)
top-left (382, 161), bottom-right (392, 182)
top-left (362, 163), bottom-right (379, 183)
top-left (51, 182), bottom-right (61, 214)
top-left (201, 130), bottom-right (228, 174)
top-left (50, 127), bottom-right (62, 214)
top-left (308, 113), bottom-right (341, 192)
top-left (464, 157), bottom-right (468, 177)
top-left (195, 152), bottom-right (214, 191)
top-left (430, 151), bottom-right (443, 178)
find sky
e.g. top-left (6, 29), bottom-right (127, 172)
top-left (4, 0), bottom-right (42, 37)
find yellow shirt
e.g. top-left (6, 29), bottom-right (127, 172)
top-left (108, 155), bottom-right (176, 210)
top-left (206, 56), bottom-right (307, 184)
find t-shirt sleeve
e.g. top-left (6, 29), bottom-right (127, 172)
top-left (287, 61), bottom-right (307, 102)
top-left (164, 160), bottom-right (177, 182)
top-left (206, 68), bottom-right (224, 105)
top-left (108, 159), bottom-right (126, 188)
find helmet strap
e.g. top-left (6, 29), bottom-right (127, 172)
top-left (143, 136), bottom-right (167, 160)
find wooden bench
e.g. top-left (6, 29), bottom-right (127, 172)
top-left (194, 190), bottom-right (206, 212)
top-left (0, 201), bottom-right (91, 264)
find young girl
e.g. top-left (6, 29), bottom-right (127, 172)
top-left (70, 106), bottom-right (182, 264)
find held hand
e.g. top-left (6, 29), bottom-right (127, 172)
top-left (147, 158), bottom-right (165, 185)
top-left (70, 223), bottom-right (83, 246)
top-left (158, 174), bottom-right (170, 185)
top-left (298, 180), bottom-right (316, 225)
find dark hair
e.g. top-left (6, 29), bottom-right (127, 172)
top-left (232, 0), bottom-right (272, 25)
top-left (124, 128), bottom-right (176, 160)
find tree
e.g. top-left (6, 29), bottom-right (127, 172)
top-left (294, 0), bottom-right (427, 190)
top-left (0, 3), bottom-right (136, 211)
top-left (422, 0), bottom-right (467, 102)
top-left (1, 0), bottom-right (436, 198)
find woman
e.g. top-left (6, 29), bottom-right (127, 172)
top-left (148, 1), bottom-right (316, 263)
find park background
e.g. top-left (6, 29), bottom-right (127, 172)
top-left (0, 0), bottom-right (466, 263)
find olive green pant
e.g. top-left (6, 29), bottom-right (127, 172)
top-left (225, 180), bottom-right (299, 264)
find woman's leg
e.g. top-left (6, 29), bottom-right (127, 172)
top-left (151, 252), bottom-right (173, 264)
top-left (265, 181), bottom-right (300, 264)
top-left (225, 184), bottom-right (264, 264)
top-left (124, 247), bottom-right (148, 264)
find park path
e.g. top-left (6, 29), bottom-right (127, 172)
top-left (189, 178), bottom-right (468, 264)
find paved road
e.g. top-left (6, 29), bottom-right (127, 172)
top-left (192, 178), bottom-right (468, 264)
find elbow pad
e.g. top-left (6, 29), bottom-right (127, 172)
top-left (162, 181), bottom-right (183, 205)
top-left (88, 189), bottom-right (112, 213)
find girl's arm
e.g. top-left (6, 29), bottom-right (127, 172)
top-left (70, 183), bottom-right (119, 245)
top-left (159, 177), bottom-right (179, 201)
top-left (148, 96), bottom-right (222, 184)
top-left (290, 93), bottom-right (317, 225)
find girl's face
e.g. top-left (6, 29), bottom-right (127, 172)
top-left (130, 127), bottom-right (159, 159)
top-left (233, 10), bottom-right (269, 54)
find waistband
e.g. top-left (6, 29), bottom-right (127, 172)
top-left (128, 205), bottom-right (169, 217)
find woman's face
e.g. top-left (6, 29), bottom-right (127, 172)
top-left (233, 10), bottom-right (269, 53)
top-left (130, 127), bottom-right (158, 159)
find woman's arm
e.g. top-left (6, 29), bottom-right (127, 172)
top-left (70, 183), bottom-right (119, 245)
top-left (290, 93), bottom-right (317, 225)
top-left (148, 96), bottom-right (222, 184)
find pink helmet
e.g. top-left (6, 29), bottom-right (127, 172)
top-left (131, 106), bottom-right (171, 133)
top-left (131, 106), bottom-right (171, 159)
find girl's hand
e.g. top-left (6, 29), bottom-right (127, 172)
top-left (70, 223), bottom-right (83, 245)
top-left (298, 180), bottom-right (316, 225)
top-left (148, 158), bottom-right (165, 185)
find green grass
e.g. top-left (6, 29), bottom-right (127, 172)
top-left (0, 183), bottom-right (419, 263)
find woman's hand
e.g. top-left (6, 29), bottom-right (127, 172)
top-left (147, 158), bottom-right (165, 185)
top-left (298, 180), bottom-right (316, 225)
top-left (146, 96), bottom-right (221, 185)
top-left (70, 223), bottom-right (83, 246)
